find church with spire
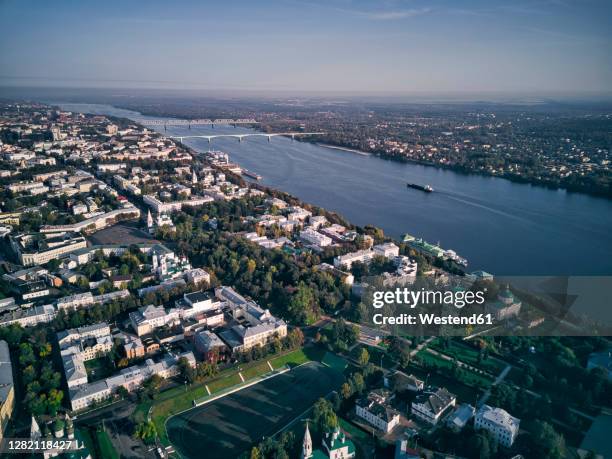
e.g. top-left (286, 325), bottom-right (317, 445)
top-left (146, 209), bottom-right (176, 235)
top-left (300, 421), bottom-right (355, 459)
top-left (301, 421), bottom-right (313, 459)
top-left (30, 414), bottom-right (92, 459)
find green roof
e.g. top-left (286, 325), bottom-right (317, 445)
top-left (499, 287), bottom-right (514, 299)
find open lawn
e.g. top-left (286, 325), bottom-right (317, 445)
top-left (77, 428), bottom-right (96, 458)
top-left (430, 339), bottom-right (507, 375)
top-left (136, 348), bottom-right (318, 444)
top-left (417, 349), bottom-right (493, 389)
top-left (404, 363), bottom-right (485, 405)
top-left (351, 343), bottom-right (395, 369)
top-left (166, 361), bottom-right (345, 459)
top-left (95, 430), bottom-right (119, 459)
top-left (269, 347), bottom-right (316, 369)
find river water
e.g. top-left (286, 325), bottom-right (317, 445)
top-left (56, 103), bottom-right (612, 276)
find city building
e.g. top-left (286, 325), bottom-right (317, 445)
top-left (0, 304), bottom-right (57, 328)
top-left (334, 243), bottom-right (400, 269)
top-left (411, 387), bottom-right (456, 425)
top-left (486, 285), bottom-right (522, 321)
top-left (474, 405), bottom-right (520, 447)
top-left (194, 330), bottom-right (227, 362)
top-left (129, 305), bottom-right (179, 337)
top-left (10, 233), bottom-right (88, 266)
top-left (215, 286), bottom-right (287, 352)
top-left (143, 194), bottom-right (213, 214)
top-left (300, 228), bottom-right (332, 248)
top-left (385, 370), bottom-right (424, 392)
top-left (69, 352), bottom-right (195, 411)
top-left (446, 403), bottom-right (475, 431)
top-left (39, 206), bottom-right (141, 235)
top-left (58, 323), bottom-right (113, 389)
top-left (184, 268), bottom-right (211, 286)
top-left (301, 423), bottom-right (356, 459)
top-left (123, 335), bottom-right (145, 359)
top-left (56, 292), bottom-right (94, 311)
top-left (0, 341), bottom-right (15, 440)
top-left (373, 242), bottom-right (400, 258)
top-left (355, 389), bottom-right (401, 433)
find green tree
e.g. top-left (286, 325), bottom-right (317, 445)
top-left (532, 421), bottom-right (566, 459)
top-left (249, 446), bottom-right (262, 459)
top-left (287, 282), bottom-right (319, 325)
top-left (312, 398), bottom-right (338, 433)
top-left (358, 348), bottom-right (370, 367)
top-left (134, 421), bottom-right (157, 443)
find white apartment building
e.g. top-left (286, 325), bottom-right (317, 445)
top-left (96, 163), bottom-right (125, 172)
top-left (373, 242), bottom-right (400, 258)
top-left (58, 322), bottom-right (114, 390)
top-left (333, 249), bottom-right (375, 269)
top-left (11, 233), bottom-right (88, 266)
top-left (129, 305), bottom-right (180, 336)
top-left (309, 215), bottom-right (328, 229)
top-left (184, 268), bottom-right (211, 286)
top-left (333, 243), bottom-right (400, 270)
top-left (143, 194), bottom-right (213, 214)
top-left (56, 292), bottom-right (94, 311)
top-left (411, 387), bottom-right (456, 425)
top-left (300, 228), bottom-right (332, 248)
top-left (57, 322), bottom-right (111, 347)
top-left (215, 286), bottom-right (287, 352)
top-left (69, 351), bottom-right (196, 411)
top-left (474, 405), bottom-right (520, 447)
top-left (287, 206), bottom-right (312, 221)
top-left (39, 206), bottom-right (141, 235)
top-left (355, 390), bottom-right (400, 433)
top-left (0, 304), bottom-right (57, 328)
top-left (177, 291), bottom-right (221, 317)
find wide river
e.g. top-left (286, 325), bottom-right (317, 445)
top-left (56, 103), bottom-right (612, 276)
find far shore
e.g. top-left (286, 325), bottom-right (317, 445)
top-left (316, 143), bottom-right (371, 156)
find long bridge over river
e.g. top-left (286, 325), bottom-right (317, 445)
top-left (170, 132), bottom-right (325, 143)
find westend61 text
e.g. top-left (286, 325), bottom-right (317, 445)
top-left (372, 313), bottom-right (494, 326)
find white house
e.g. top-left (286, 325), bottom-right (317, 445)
top-left (411, 387), bottom-right (456, 425)
top-left (355, 389), bottom-right (400, 433)
top-left (474, 405), bottom-right (520, 447)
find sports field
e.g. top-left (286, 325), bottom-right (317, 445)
top-left (166, 361), bottom-right (344, 459)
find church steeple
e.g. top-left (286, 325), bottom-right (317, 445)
top-left (147, 209), bottom-right (153, 229)
top-left (192, 169), bottom-right (198, 184)
top-left (31, 416), bottom-right (41, 440)
top-left (301, 421), bottom-right (313, 459)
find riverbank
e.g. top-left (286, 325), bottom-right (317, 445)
top-left (316, 143), bottom-right (371, 156)
top-left (313, 139), bottom-right (612, 199)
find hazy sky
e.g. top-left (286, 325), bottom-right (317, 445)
top-left (0, 0), bottom-right (610, 95)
